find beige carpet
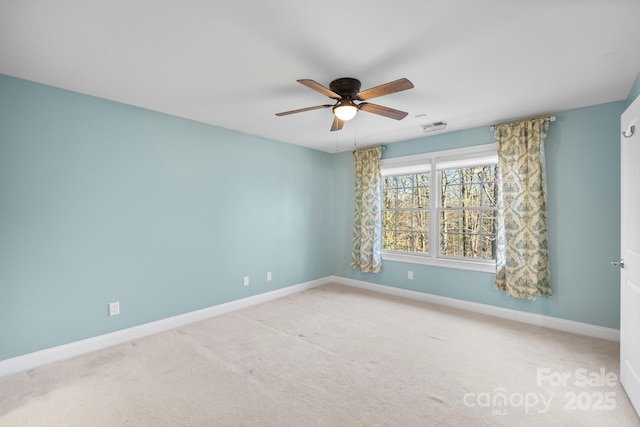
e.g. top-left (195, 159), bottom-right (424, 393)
top-left (1, 283), bottom-right (638, 426)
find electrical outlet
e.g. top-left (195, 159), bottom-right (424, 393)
top-left (244, 276), bottom-right (249, 287)
top-left (267, 272), bottom-right (272, 281)
top-left (109, 301), bottom-right (120, 316)
top-left (408, 271), bottom-right (413, 280)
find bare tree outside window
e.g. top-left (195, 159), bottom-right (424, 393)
top-left (382, 173), bottom-right (430, 254)
top-left (440, 165), bottom-right (497, 259)
top-left (382, 164), bottom-right (497, 261)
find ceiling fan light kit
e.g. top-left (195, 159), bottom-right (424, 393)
top-left (333, 99), bottom-right (358, 121)
top-left (276, 77), bottom-right (414, 132)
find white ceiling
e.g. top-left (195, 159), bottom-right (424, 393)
top-left (1, 1), bottom-right (639, 153)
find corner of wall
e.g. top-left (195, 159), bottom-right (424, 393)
top-left (627, 71), bottom-right (640, 107)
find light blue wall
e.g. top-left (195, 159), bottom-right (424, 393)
top-left (333, 102), bottom-right (625, 329)
top-left (0, 75), bottom-right (334, 361)
top-left (1, 71), bottom-right (631, 362)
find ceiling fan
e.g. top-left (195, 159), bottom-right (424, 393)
top-left (276, 77), bottom-right (414, 131)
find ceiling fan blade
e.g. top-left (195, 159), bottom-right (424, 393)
top-left (330, 116), bottom-right (344, 132)
top-left (276, 104), bottom-right (332, 116)
top-left (356, 78), bottom-right (414, 101)
top-left (298, 79), bottom-right (341, 99)
top-left (359, 102), bottom-right (409, 120)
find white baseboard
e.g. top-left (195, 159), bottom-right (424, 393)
top-left (329, 276), bottom-right (620, 342)
top-left (1, 275), bottom-right (619, 377)
top-left (0, 277), bottom-right (330, 377)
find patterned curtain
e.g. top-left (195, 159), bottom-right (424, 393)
top-left (495, 117), bottom-right (551, 299)
top-left (351, 146), bottom-right (383, 273)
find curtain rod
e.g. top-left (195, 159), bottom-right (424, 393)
top-left (353, 145), bottom-right (387, 154)
top-left (490, 115), bottom-right (556, 131)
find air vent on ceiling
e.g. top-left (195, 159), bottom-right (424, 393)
top-left (422, 121), bottom-right (447, 133)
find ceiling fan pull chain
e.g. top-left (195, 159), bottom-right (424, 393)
top-left (353, 119), bottom-right (357, 149)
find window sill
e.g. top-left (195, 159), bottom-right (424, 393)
top-left (382, 252), bottom-right (497, 273)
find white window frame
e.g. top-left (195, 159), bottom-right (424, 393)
top-left (380, 143), bottom-right (498, 273)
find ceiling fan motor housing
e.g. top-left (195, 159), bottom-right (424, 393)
top-left (330, 78), bottom-right (361, 99)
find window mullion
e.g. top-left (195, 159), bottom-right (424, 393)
top-left (430, 159), bottom-right (439, 259)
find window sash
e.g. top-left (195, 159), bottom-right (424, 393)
top-left (380, 144), bottom-right (498, 271)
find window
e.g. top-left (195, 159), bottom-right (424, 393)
top-left (382, 173), bottom-right (430, 253)
top-left (380, 144), bottom-right (498, 272)
top-left (439, 164), bottom-right (498, 260)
